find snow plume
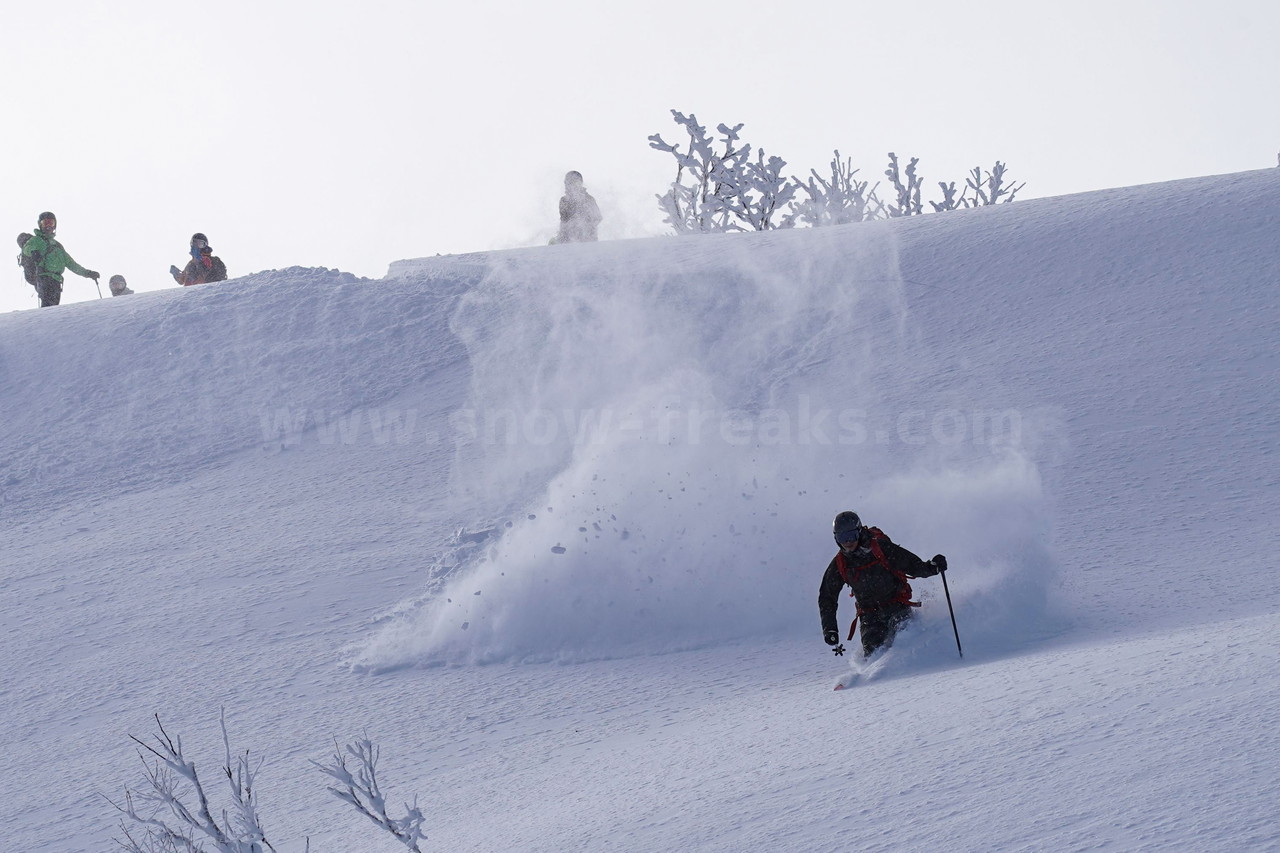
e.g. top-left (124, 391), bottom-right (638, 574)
top-left (354, 228), bottom-right (1061, 669)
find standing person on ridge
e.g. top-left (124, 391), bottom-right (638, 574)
top-left (818, 511), bottom-right (948, 657)
top-left (19, 212), bottom-right (100, 307)
top-left (170, 232), bottom-right (227, 286)
top-left (553, 170), bottom-right (602, 244)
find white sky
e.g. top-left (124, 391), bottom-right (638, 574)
top-left (4, 0), bottom-right (1278, 312)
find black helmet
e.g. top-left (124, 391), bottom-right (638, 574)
top-left (38, 212), bottom-right (56, 231)
top-left (833, 511), bottom-right (864, 545)
top-left (191, 232), bottom-right (208, 244)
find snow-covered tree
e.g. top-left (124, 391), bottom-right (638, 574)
top-left (648, 111), bottom-right (742, 234)
top-left (648, 111), bottom-right (796, 233)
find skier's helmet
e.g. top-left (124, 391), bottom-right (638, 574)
top-left (833, 511), bottom-right (863, 545)
top-left (38, 212), bottom-right (56, 232)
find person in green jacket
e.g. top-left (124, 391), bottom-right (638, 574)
top-left (20, 212), bottom-right (99, 307)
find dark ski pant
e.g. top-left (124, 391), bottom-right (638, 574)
top-left (35, 276), bottom-right (62, 308)
top-left (859, 605), bottom-right (913, 657)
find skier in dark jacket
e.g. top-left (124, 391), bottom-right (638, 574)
top-left (170, 232), bottom-right (227, 286)
top-left (20, 212), bottom-right (100, 307)
top-left (818, 510), bottom-right (948, 657)
top-left (553, 171), bottom-right (602, 243)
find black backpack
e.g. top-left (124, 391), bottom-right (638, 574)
top-left (16, 232), bottom-right (38, 285)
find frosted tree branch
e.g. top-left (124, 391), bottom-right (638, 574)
top-left (313, 737), bottom-right (427, 852)
top-left (109, 713), bottom-right (278, 853)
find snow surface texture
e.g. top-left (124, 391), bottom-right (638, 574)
top-left (1, 169), bottom-right (1277, 851)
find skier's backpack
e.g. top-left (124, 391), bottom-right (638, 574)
top-left (16, 233), bottom-right (37, 285)
top-left (835, 526), bottom-right (920, 639)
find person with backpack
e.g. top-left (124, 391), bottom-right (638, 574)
top-left (170, 232), bottom-right (227, 286)
top-left (818, 511), bottom-right (948, 657)
top-left (553, 171), bottom-right (602, 244)
top-left (18, 212), bottom-right (100, 307)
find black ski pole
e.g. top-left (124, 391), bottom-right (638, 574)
top-left (940, 569), bottom-right (963, 658)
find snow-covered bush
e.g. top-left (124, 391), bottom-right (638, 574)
top-left (930, 180), bottom-right (966, 212)
top-left (649, 110), bottom-right (1024, 231)
top-left (647, 111), bottom-right (795, 233)
top-left (110, 713), bottom-right (426, 852)
top-left (885, 152), bottom-right (925, 217)
top-left (784, 151), bottom-right (884, 227)
top-left (723, 146), bottom-right (799, 231)
top-left (964, 161), bottom-right (1025, 206)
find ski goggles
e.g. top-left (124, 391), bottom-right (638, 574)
top-left (39, 217), bottom-right (56, 230)
top-left (835, 524), bottom-right (864, 546)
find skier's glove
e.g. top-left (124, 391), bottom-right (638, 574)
top-left (931, 554), bottom-right (948, 573)
top-left (824, 629), bottom-right (840, 646)
top-left (86, 270), bottom-right (100, 280)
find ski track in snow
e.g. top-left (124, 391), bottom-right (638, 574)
top-left (1, 169), bottom-right (1278, 850)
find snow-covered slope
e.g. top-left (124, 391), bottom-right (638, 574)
top-left (1, 169), bottom-right (1277, 851)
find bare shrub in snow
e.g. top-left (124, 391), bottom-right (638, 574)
top-left (785, 151), bottom-right (885, 227)
top-left (110, 713), bottom-right (425, 852)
